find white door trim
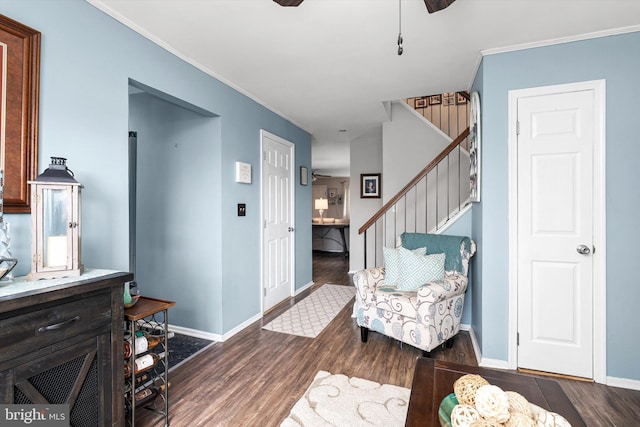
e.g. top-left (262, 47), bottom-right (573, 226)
top-left (260, 129), bottom-right (296, 313)
top-left (507, 80), bottom-right (607, 383)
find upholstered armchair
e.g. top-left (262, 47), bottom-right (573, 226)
top-left (353, 233), bottom-right (476, 354)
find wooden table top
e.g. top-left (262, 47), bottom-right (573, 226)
top-left (124, 296), bottom-right (175, 321)
top-left (405, 358), bottom-right (586, 426)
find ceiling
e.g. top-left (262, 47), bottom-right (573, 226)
top-left (90, 0), bottom-right (640, 177)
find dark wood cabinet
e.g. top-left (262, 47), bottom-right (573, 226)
top-left (0, 270), bottom-right (133, 427)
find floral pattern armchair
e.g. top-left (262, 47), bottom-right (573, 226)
top-left (353, 233), bottom-right (476, 354)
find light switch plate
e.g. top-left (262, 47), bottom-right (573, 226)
top-left (235, 162), bottom-right (252, 184)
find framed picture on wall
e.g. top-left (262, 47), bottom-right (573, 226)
top-left (300, 166), bottom-right (308, 186)
top-left (428, 94), bottom-right (441, 106)
top-left (443, 92), bottom-right (455, 106)
top-left (415, 97), bottom-right (427, 108)
top-left (360, 173), bottom-right (381, 198)
top-left (0, 15), bottom-right (40, 213)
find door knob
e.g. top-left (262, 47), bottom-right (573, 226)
top-left (288, 227), bottom-right (295, 232)
top-left (576, 244), bottom-right (591, 255)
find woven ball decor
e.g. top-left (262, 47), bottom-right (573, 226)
top-left (448, 375), bottom-right (573, 427)
top-left (453, 374), bottom-right (490, 406)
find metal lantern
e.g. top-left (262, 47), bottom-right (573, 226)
top-left (27, 157), bottom-right (83, 280)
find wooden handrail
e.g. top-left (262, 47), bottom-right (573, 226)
top-left (358, 127), bottom-right (470, 235)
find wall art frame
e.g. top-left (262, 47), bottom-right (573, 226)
top-left (360, 173), bottom-right (381, 198)
top-left (442, 92), bottom-right (455, 106)
top-left (0, 14), bottom-right (40, 213)
top-left (456, 91), bottom-right (468, 104)
top-left (300, 166), bottom-right (308, 186)
top-left (428, 94), bottom-right (441, 106)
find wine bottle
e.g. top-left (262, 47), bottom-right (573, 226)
top-left (123, 335), bottom-right (161, 359)
top-left (134, 387), bottom-right (158, 407)
top-left (134, 382), bottom-right (170, 408)
top-left (123, 374), bottom-right (150, 394)
top-left (124, 353), bottom-right (160, 378)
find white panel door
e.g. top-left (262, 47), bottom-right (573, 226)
top-left (262, 131), bottom-right (294, 312)
top-left (517, 90), bottom-right (595, 378)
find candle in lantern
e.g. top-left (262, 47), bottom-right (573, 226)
top-left (46, 235), bottom-right (68, 267)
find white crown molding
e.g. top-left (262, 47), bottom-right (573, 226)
top-left (481, 25), bottom-right (640, 57)
top-left (87, 0), bottom-right (312, 134)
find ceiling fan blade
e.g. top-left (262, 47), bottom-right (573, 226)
top-left (423, 0), bottom-right (456, 13)
top-left (273, 0), bottom-right (304, 6)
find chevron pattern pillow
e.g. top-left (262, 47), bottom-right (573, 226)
top-left (383, 246), bottom-right (426, 287)
top-left (396, 248), bottom-right (445, 291)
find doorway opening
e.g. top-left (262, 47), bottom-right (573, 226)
top-left (128, 79), bottom-right (219, 329)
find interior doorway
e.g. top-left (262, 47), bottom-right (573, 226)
top-left (261, 130), bottom-right (295, 312)
top-left (128, 81), bottom-right (218, 326)
top-left (508, 80), bottom-right (606, 382)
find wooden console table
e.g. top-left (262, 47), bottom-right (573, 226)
top-left (405, 358), bottom-right (586, 426)
top-left (0, 270), bottom-right (133, 426)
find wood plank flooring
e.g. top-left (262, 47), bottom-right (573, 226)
top-left (136, 251), bottom-right (640, 426)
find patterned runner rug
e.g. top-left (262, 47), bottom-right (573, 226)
top-left (262, 284), bottom-right (355, 338)
top-left (281, 371), bottom-right (411, 426)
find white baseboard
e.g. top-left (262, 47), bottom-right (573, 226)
top-left (460, 323), bottom-right (510, 369)
top-left (168, 311), bottom-right (262, 343)
top-left (166, 281), bottom-right (325, 343)
top-left (607, 376), bottom-right (640, 391)
top-left (479, 357), bottom-right (510, 370)
top-left (168, 324), bottom-right (220, 342)
top-left (220, 313), bottom-right (263, 341)
top-left (295, 281), bottom-right (314, 296)
top-left (460, 323), bottom-right (481, 366)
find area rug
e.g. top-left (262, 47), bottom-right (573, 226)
top-left (281, 371), bottom-right (411, 426)
top-left (262, 284), bottom-right (355, 338)
top-left (167, 333), bottom-right (215, 371)
top-left (151, 332), bottom-right (215, 372)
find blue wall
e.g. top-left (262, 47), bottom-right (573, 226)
top-left (474, 31), bottom-right (640, 381)
top-left (129, 92), bottom-right (223, 334)
top-left (2, 0), bottom-right (312, 335)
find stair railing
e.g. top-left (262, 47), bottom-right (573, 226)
top-left (358, 127), bottom-right (470, 268)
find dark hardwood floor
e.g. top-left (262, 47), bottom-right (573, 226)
top-left (136, 251), bottom-right (640, 426)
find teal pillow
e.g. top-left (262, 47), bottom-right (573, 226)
top-left (383, 246), bottom-right (425, 287)
top-left (397, 248), bottom-right (446, 291)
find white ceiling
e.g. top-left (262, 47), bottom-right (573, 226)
top-left (89, 0), bottom-right (640, 177)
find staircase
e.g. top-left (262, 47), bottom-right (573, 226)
top-left (358, 98), bottom-right (473, 269)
